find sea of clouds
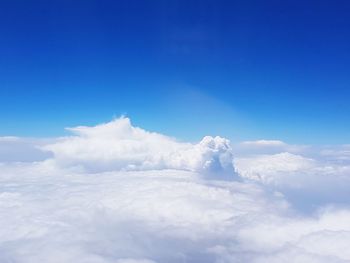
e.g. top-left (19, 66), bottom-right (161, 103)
top-left (0, 117), bottom-right (350, 263)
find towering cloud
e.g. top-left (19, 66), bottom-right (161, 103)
top-left (43, 117), bottom-right (237, 178)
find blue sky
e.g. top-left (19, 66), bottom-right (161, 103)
top-left (1, 0), bottom-right (350, 144)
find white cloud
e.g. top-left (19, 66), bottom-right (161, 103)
top-left (235, 152), bottom-right (316, 183)
top-left (241, 139), bottom-right (287, 147)
top-left (0, 164), bottom-right (350, 262)
top-left (236, 140), bottom-right (308, 156)
top-left (235, 150), bottom-right (350, 188)
top-left (320, 145), bottom-right (350, 162)
top-left (1, 118), bottom-right (350, 262)
top-left (234, 149), bottom-right (350, 212)
top-left (42, 117), bottom-right (237, 179)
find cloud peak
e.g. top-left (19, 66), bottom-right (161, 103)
top-left (43, 117), bottom-right (237, 178)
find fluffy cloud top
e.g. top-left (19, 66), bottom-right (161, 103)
top-left (235, 152), bottom-right (315, 183)
top-left (43, 117), bottom-right (237, 178)
top-left (1, 118), bottom-right (350, 262)
top-left (1, 165), bottom-right (350, 263)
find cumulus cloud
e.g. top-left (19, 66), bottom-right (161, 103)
top-left (235, 149), bottom-right (350, 188)
top-left (236, 140), bottom-right (308, 156)
top-left (235, 152), bottom-right (316, 183)
top-left (235, 147), bottom-right (350, 212)
top-left (42, 117), bottom-right (237, 179)
top-left (1, 118), bottom-right (350, 262)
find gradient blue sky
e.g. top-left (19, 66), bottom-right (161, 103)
top-left (1, 0), bottom-right (350, 144)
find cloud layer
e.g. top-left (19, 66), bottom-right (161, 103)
top-left (1, 118), bottom-right (350, 262)
top-left (43, 118), bottom-right (237, 179)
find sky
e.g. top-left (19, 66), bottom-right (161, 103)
top-left (1, 0), bottom-right (350, 143)
top-left (2, 2), bottom-right (350, 261)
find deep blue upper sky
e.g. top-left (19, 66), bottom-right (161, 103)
top-left (1, 0), bottom-right (350, 144)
